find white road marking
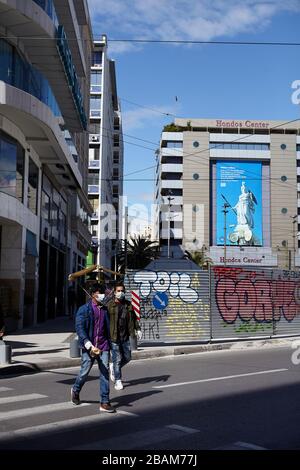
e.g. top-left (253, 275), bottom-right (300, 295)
top-left (0, 387), bottom-right (13, 393)
top-left (0, 393), bottom-right (47, 405)
top-left (166, 424), bottom-right (199, 434)
top-left (0, 401), bottom-right (90, 420)
top-left (0, 409), bottom-right (136, 442)
top-left (234, 441), bottom-right (266, 450)
top-left (153, 368), bottom-right (289, 389)
top-left (70, 425), bottom-right (197, 450)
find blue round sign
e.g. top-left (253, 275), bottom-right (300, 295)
top-left (153, 292), bottom-right (168, 310)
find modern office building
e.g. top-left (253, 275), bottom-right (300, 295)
top-left (0, 0), bottom-right (93, 330)
top-left (88, 36), bottom-right (124, 270)
top-left (155, 118), bottom-right (300, 268)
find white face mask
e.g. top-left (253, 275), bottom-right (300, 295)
top-left (115, 291), bottom-right (125, 300)
top-left (95, 293), bottom-right (105, 303)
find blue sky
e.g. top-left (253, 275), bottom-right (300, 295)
top-left (87, 0), bottom-right (300, 229)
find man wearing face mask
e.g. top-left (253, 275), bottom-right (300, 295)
top-left (107, 282), bottom-right (142, 391)
top-left (71, 283), bottom-right (115, 413)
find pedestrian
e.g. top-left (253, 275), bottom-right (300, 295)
top-left (67, 284), bottom-right (76, 320)
top-left (71, 283), bottom-right (115, 413)
top-left (107, 282), bottom-right (142, 391)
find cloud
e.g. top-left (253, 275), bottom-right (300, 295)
top-left (122, 105), bottom-right (178, 132)
top-left (87, 0), bottom-right (300, 54)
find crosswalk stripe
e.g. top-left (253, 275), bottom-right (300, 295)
top-left (0, 401), bottom-right (90, 420)
top-left (0, 388), bottom-right (13, 393)
top-left (0, 394), bottom-right (47, 405)
top-left (71, 425), bottom-right (198, 450)
top-left (166, 424), bottom-right (199, 434)
top-left (0, 409), bottom-right (136, 442)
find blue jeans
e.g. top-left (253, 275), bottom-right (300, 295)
top-left (110, 340), bottom-right (132, 381)
top-left (73, 350), bottom-right (110, 403)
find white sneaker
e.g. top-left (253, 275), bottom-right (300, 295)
top-left (114, 380), bottom-right (123, 391)
top-left (109, 362), bottom-right (115, 383)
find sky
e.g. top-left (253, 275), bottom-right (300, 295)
top-left (87, 0), bottom-right (300, 234)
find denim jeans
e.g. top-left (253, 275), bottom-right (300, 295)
top-left (73, 350), bottom-right (110, 403)
top-left (110, 340), bottom-right (132, 381)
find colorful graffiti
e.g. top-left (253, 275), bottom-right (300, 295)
top-left (125, 270), bottom-right (210, 342)
top-left (213, 267), bottom-right (300, 324)
top-left (133, 270), bottom-right (199, 303)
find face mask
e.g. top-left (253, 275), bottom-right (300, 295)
top-left (115, 291), bottom-right (125, 300)
top-left (95, 293), bottom-right (105, 303)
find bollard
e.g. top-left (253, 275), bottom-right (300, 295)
top-left (69, 335), bottom-right (81, 358)
top-left (130, 335), bottom-right (138, 351)
top-left (0, 340), bottom-right (12, 364)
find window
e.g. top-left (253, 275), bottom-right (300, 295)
top-left (165, 141), bottom-right (183, 148)
top-left (88, 171), bottom-right (99, 186)
top-left (92, 51), bottom-right (102, 66)
top-left (113, 168), bottom-right (119, 181)
top-left (113, 135), bottom-right (119, 147)
top-left (297, 144), bottom-right (300, 151)
top-left (28, 158), bottom-right (39, 214)
top-left (113, 185), bottom-right (119, 197)
top-left (113, 152), bottom-right (119, 164)
top-left (209, 142), bottom-right (270, 150)
top-left (90, 71), bottom-right (102, 92)
top-left (42, 190), bottom-right (50, 222)
top-left (90, 96), bottom-right (101, 117)
top-left (0, 130), bottom-right (24, 202)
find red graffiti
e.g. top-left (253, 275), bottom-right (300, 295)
top-left (215, 274), bottom-right (300, 323)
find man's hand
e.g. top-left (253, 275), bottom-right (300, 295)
top-left (136, 330), bottom-right (142, 341)
top-left (90, 346), bottom-right (101, 357)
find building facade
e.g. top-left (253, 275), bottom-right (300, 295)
top-left (88, 36), bottom-right (124, 270)
top-left (155, 118), bottom-right (300, 268)
top-left (0, 0), bottom-right (93, 330)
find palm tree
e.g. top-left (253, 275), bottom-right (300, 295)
top-left (184, 247), bottom-right (213, 270)
top-left (117, 236), bottom-right (159, 272)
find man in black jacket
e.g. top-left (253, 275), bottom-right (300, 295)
top-left (107, 282), bottom-right (142, 391)
top-left (71, 283), bottom-right (115, 413)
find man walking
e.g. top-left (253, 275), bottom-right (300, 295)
top-left (107, 282), bottom-right (142, 391)
top-left (71, 283), bottom-right (115, 413)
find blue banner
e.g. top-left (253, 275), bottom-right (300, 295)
top-left (216, 161), bottom-right (263, 246)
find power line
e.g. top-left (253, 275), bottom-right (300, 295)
top-left (108, 38), bottom-right (300, 47)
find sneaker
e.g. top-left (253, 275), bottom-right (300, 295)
top-left (109, 362), bottom-right (115, 383)
top-left (71, 388), bottom-right (80, 405)
top-left (114, 380), bottom-right (124, 391)
top-left (100, 402), bottom-right (116, 413)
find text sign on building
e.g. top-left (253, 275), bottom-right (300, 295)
top-left (215, 120), bottom-right (270, 129)
top-left (216, 161), bottom-right (263, 247)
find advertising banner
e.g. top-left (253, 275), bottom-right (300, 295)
top-left (216, 161), bottom-right (263, 246)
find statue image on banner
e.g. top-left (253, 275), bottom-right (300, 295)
top-left (222, 181), bottom-right (260, 246)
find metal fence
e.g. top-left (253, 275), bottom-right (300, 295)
top-left (125, 266), bottom-right (300, 344)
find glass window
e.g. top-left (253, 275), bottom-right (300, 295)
top-left (28, 158), bottom-right (39, 214)
top-left (90, 71), bottom-right (102, 92)
top-left (166, 141), bottom-right (183, 148)
top-left (90, 96), bottom-right (101, 117)
top-left (0, 131), bottom-right (24, 202)
top-left (42, 190), bottom-right (50, 222)
top-left (113, 152), bottom-right (119, 164)
top-left (92, 51), bottom-right (102, 66)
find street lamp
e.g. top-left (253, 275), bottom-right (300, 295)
top-left (167, 190), bottom-right (174, 259)
top-left (222, 202), bottom-right (230, 266)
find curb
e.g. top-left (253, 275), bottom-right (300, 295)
top-left (1, 336), bottom-right (299, 378)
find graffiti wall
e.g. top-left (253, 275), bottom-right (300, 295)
top-left (125, 266), bottom-right (300, 343)
top-left (211, 267), bottom-right (300, 339)
top-left (124, 269), bottom-right (210, 343)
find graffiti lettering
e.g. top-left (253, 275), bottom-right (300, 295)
top-left (216, 276), bottom-right (300, 323)
top-left (133, 270), bottom-right (198, 303)
top-left (141, 319), bottom-right (160, 340)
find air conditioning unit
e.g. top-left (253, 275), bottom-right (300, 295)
top-left (90, 135), bottom-right (99, 142)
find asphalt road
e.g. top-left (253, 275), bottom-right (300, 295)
top-left (1, 346), bottom-right (300, 450)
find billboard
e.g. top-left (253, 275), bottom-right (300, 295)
top-left (216, 161), bottom-right (263, 246)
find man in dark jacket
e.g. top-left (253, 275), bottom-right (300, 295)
top-left (107, 282), bottom-right (142, 391)
top-left (71, 283), bottom-right (115, 413)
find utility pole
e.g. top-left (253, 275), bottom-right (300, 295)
top-left (167, 191), bottom-right (174, 259)
top-left (222, 203), bottom-right (229, 266)
top-left (124, 206), bottom-right (128, 273)
top-left (292, 214), bottom-right (297, 270)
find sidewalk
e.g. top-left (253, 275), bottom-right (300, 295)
top-left (0, 316), bottom-right (299, 377)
